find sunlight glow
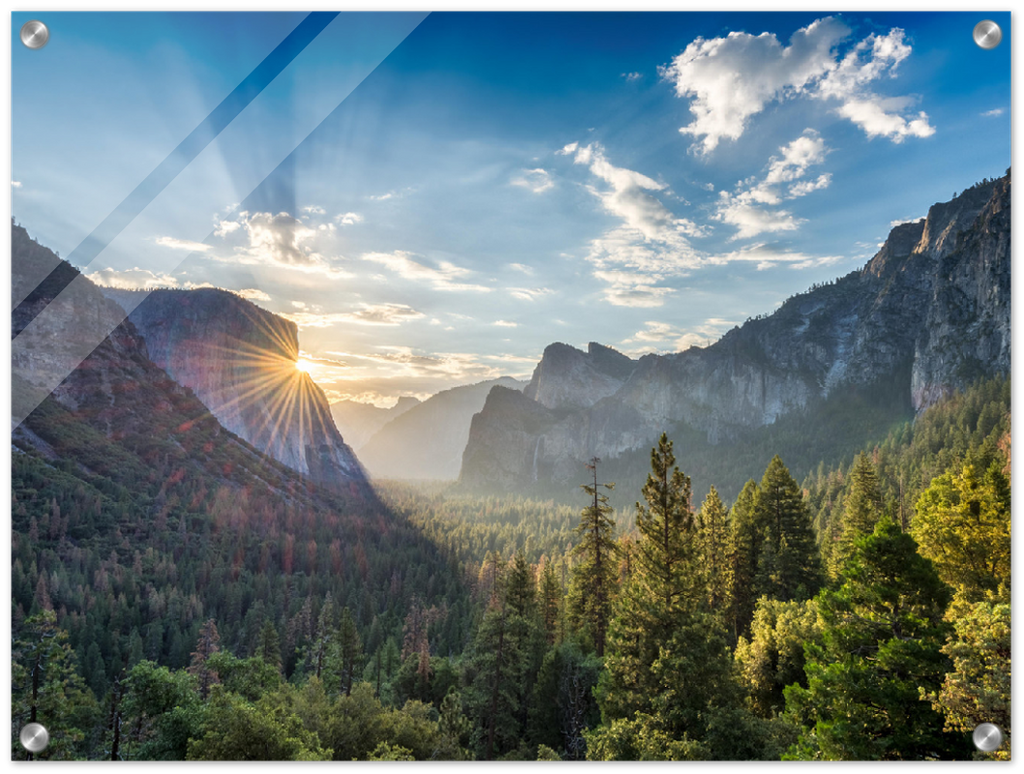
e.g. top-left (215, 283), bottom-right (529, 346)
top-left (295, 358), bottom-right (314, 373)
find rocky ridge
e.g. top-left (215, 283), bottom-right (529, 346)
top-left (460, 173), bottom-right (1011, 492)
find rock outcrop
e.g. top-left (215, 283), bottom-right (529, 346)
top-left (460, 173), bottom-right (1011, 492)
top-left (106, 288), bottom-right (369, 495)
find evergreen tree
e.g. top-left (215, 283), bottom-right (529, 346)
top-left (333, 607), bottom-right (364, 697)
top-left (695, 486), bottom-right (733, 616)
top-left (753, 456), bottom-right (822, 602)
top-left (828, 452), bottom-right (883, 577)
top-left (256, 619), bottom-right (282, 672)
top-left (565, 458), bottom-right (618, 657)
top-left (784, 515), bottom-right (971, 760)
top-left (728, 479), bottom-right (762, 640)
top-left (505, 551), bottom-right (536, 620)
top-left (538, 560), bottom-right (562, 646)
top-left (599, 434), bottom-right (694, 720)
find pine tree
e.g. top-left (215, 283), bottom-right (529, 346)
top-left (538, 561), bottom-right (562, 646)
top-left (829, 452), bottom-right (883, 577)
top-left (695, 486), bottom-right (732, 616)
top-left (599, 434), bottom-right (694, 720)
top-left (728, 479), bottom-right (762, 640)
top-left (753, 456), bottom-right (822, 603)
top-left (506, 551), bottom-right (536, 620)
top-left (565, 458), bottom-right (618, 657)
top-left (256, 619), bottom-right (282, 672)
top-left (334, 607), bottom-right (363, 697)
top-left (784, 515), bottom-right (971, 760)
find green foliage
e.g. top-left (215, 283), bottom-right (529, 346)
top-left (911, 462), bottom-right (1010, 608)
top-left (826, 452), bottom-right (883, 577)
top-left (734, 598), bottom-right (820, 718)
top-left (120, 661), bottom-right (205, 760)
top-left (924, 602), bottom-right (1011, 760)
top-left (784, 516), bottom-right (970, 760)
top-left (585, 713), bottom-right (706, 761)
top-left (11, 610), bottom-right (99, 760)
top-left (753, 456), bottom-right (823, 602)
top-left (601, 434), bottom-right (697, 720)
top-left (695, 486), bottom-right (733, 617)
top-left (186, 686), bottom-right (332, 760)
top-left (528, 640), bottom-right (602, 760)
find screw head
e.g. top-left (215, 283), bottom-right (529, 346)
top-left (20, 723), bottom-right (50, 753)
top-left (20, 20), bottom-right (49, 50)
top-left (973, 20), bottom-right (1002, 50)
top-left (972, 722), bottom-right (1003, 752)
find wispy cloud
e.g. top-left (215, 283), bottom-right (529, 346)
top-left (714, 130), bottom-right (831, 240)
top-left (362, 250), bottom-right (491, 293)
top-left (154, 236), bottom-right (212, 252)
top-left (493, 320), bottom-right (518, 327)
top-left (708, 243), bottom-right (844, 271)
top-left (282, 303), bottom-right (425, 329)
top-left (559, 141), bottom-right (703, 306)
top-left (622, 317), bottom-right (737, 353)
top-left (12, 180), bottom-right (22, 188)
top-left (982, 108), bottom-right (1004, 117)
top-left (511, 168), bottom-right (554, 194)
top-left (87, 267), bottom-right (181, 290)
top-left (622, 71), bottom-right (643, 82)
top-left (508, 286), bottom-right (554, 302)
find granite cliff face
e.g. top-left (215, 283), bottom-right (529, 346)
top-left (107, 288), bottom-right (369, 495)
top-left (461, 173), bottom-right (1011, 492)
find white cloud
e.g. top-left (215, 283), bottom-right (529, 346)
top-left (661, 19), bottom-right (934, 152)
top-left (508, 263), bottom-right (533, 274)
top-left (622, 318), bottom-right (736, 353)
top-left (87, 267), bottom-right (180, 290)
top-left (335, 211), bottom-right (363, 226)
top-left (12, 181), bottom-right (22, 188)
top-left (623, 72), bottom-right (643, 82)
top-left (235, 288), bottom-right (271, 302)
top-left (765, 132), bottom-right (828, 184)
top-left (511, 168), bottom-right (554, 194)
top-left (282, 303), bottom-right (426, 328)
top-left (708, 243), bottom-right (843, 271)
top-left (214, 220), bottom-right (240, 237)
top-left (789, 173), bottom-right (832, 198)
top-left (153, 235), bottom-right (211, 252)
top-left (302, 205), bottom-right (326, 215)
top-left (362, 250), bottom-right (491, 293)
top-left (889, 217), bottom-right (924, 228)
top-left (291, 300), bottom-right (307, 309)
top-left (982, 108), bottom-right (1004, 117)
top-left (493, 320), bottom-right (518, 328)
top-left (714, 200), bottom-right (802, 240)
top-left (508, 287), bottom-right (553, 302)
top-left (661, 17), bottom-right (849, 154)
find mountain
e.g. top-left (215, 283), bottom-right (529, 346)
top-left (102, 287), bottom-right (369, 496)
top-left (358, 377), bottom-right (527, 481)
top-left (330, 396), bottom-right (421, 450)
top-left (460, 173), bottom-right (1011, 500)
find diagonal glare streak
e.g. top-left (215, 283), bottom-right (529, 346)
top-left (12, 11), bottom-right (340, 315)
top-left (12, 12), bottom-right (430, 432)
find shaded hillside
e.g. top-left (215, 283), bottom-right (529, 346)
top-left (331, 396), bottom-right (421, 450)
top-left (11, 227), bottom-right (468, 691)
top-left (360, 377), bottom-right (526, 480)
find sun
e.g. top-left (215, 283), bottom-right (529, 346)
top-left (295, 358), bottom-right (314, 373)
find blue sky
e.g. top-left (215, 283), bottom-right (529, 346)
top-left (11, 11), bottom-right (1011, 406)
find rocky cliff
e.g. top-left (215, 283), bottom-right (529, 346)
top-left (460, 173), bottom-right (1011, 494)
top-left (104, 288), bottom-right (369, 495)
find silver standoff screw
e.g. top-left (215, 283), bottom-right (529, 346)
top-left (972, 722), bottom-right (1003, 753)
top-left (20, 723), bottom-right (50, 753)
top-left (972, 20), bottom-right (1002, 50)
top-left (20, 20), bottom-right (50, 50)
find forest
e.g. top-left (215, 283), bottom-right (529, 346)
top-left (10, 376), bottom-right (1010, 760)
